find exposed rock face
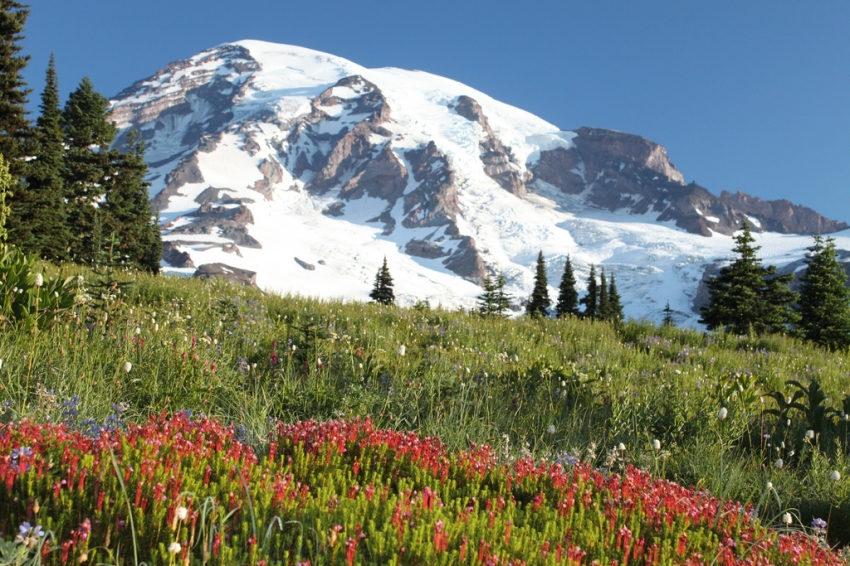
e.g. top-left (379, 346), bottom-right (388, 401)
top-left (530, 127), bottom-right (845, 237)
top-left (442, 236), bottom-right (487, 284)
top-left (294, 257), bottom-right (316, 270)
top-left (193, 263), bottom-right (258, 287)
top-left (719, 191), bottom-right (848, 234)
top-left (110, 45), bottom-right (260, 158)
top-left (405, 239), bottom-right (447, 259)
top-left (161, 242), bottom-right (195, 268)
top-left (153, 153), bottom-right (204, 211)
top-left (454, 95), bottom-right (526, 196)
top-left (168, 203), bottom-right (261, 248)
top-left (402, 141), bottom-right (460, 229)
top-left (251, 157), bottom-right (284, 200)
top-left (341, 141), bottom-right (407, 201)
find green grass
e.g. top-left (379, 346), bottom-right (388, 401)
top-left (2, 265), bottom-right (850, 549)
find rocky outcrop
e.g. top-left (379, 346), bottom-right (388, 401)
top-left (405, 239), bottom-right (447, 259)
top-left (341, 142), bottom-right (408, 201)
top-left (530, 127), bottom-right (846, 237)
top-left (152, 153), bottom-right (205, 211)
top-left (162, 242), bottom-right (195, 268)
top-left (110, 45), bottom-right (259, 155)
top-left (193, 263), bottom-right (258, 287)
top-left (168, 203), bottom-right (261, 248)
top-left (454, 95), bottom-right (526, 196)
top-left (442, 236), bottom-right (487, 284)
top-left (402, 142), bottom-right (460, 229)
top-left (294, 257), bottom-right (316, 270)
top-left (719, 191), bottom-right (848, 234)
top-left (251, 157), bottom-right (284, 200)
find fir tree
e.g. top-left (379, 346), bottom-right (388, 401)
top-left (62, 77), bottom-right (117, 264)
top-left (0, 0), bottom-right (30, 172)
top-left (495, 272), bottom-right (513, 316)
top-left (662, 301), bottom-right (675, 327)
top-left (369, 257), bottom-right (395, 305)
top-left (20, 54), bottom-right (69, 260)
top-left (607, 272), bottom-right (624, 323)
top-left (580, 264), bottom-right (598, 319)
top-left (598, 267), bottom-right (609, 320)
top-left (477, 274), bottom-right (499, 317)
top-left (104, 130), bottom-right (161, 272)
top-left (555, 255), bottom-right (579, 317)
top-left (797, 235), bottom-right (850, 350)
top-left (526, 250), bottom-right (550, 317)
top-left (700, 222), bottom-right (798, 335)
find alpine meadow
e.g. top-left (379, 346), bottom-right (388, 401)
top-left (3, 2), bottom-right (850, 565)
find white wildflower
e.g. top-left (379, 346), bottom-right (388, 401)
top-left (618, 443), bottom-right (626, 451)
top-left (782, 512), bottom-right (792, 525)
top-left (652, 439), bottom-right (661, 451)
top-left (398, 344), bottom-right (406, 356)
top-left (34, 273), bottom-right (43, 287)
top-left (546, 424), bottom-right (556, 435)
top-left (830, 470), bottom-right (841, 482)
top-left (766, 481), bottom-right (773, 490)
top-left (775, 458), bottom-right (784, 470)
top-left (718, 407), bottom-right (728, 420)
top-left (805, 430), bottom-right (815, 440)
top-left (123, 362), bottom-right (132, 373)
top-left (134, 327), bottom-right (141, 335)
top-left (168, 541), bottom-right (181, 554)
top-left (176, 506), bottom-right (189, 521)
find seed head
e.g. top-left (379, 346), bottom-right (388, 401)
top-left (717, 407), bottom-right (728, 420)
top-left (34, 273), bottom-right (43, 287)
top-left (805, 430), bottom-right (815, 440)
top-left (782, 512), bottom-right (792, 525)
top-left (775, 458), bottom-right (784, 470)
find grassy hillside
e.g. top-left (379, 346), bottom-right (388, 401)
top-left (1, 265), bottom-right (849, 560)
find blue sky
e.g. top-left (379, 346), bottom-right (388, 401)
top-left (21, 1), bottom-right (850, 222)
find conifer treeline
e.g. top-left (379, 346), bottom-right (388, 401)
top-left (0, 2), bottom-right (161, 271)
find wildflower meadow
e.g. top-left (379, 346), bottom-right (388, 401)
top-left (1, 265), bottom-right (849, 564)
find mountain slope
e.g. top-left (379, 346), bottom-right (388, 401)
top-left (109, 40), bottom-right (850, 325)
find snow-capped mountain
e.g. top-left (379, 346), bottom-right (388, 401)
top-left (108, 40), bottom-right (850, 325)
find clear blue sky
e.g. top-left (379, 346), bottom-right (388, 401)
top-left (21, 1), bottom-right (850, 222)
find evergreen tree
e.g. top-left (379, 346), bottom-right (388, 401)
top-left (797, 235), bottom-right (850, 350)
top-left (700, 222), bottom-right (798, 335)
top-left (62, 77), bottom-right (117, 264)
top-left (103, 130), bottom-right (161, 272)
top-left (0, 0), bottom-right (30, 172)
top-left (479, 272), bottom-right (512, 317)
top-left (662, 301), bottom-right (675, 327)
top-left (494, 272), bottom-right (513, 316)
top-left (477, 274), bottom-right (499, 317)
top-left (580, 264), bottom-right (598, 319)
top-left (526, 250), bottom-right (550, 317)
top-left (598, 267), bottom-right (609, 320)
top-left (607, 272), bottom-right (624, 323)
top-left (0, 1), bottom-right (33, 247)
top-left (369, 257), bottom-right (395, 305)
top-left (555, 255), bottom-right (579, 317)
top-left (20, 54), bottom-right (69, 260)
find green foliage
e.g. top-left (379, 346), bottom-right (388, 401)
top-left (661, 301), bottom-right (674, 326)
top-left (369, 257), bottom-right (394, 305)
top-left (700, 222), bottom-right (799, 335)
top-left (0, 153), bottom-right (12, 244)
top-left (477, 272), bottom-right (511, 318)
top-left (0, 0), bottom-right (31, 176)
top-left (526, 250), bottom-right (550, 317)
top-left (606, 273), bottom-right (623, 323)
top-left (555, 255), bottom-right (579, 317)
top-left (580, 264), bottom-right (598, 319)
top-left (0, 245), bottom-right (81, 329)
top-left (797, 235), bottom-right (850, 351)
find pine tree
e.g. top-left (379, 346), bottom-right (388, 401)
top-left (797, 235), bottom-right (850, 350)
top-left (580, 264), bottom-right (598, 319)
top-left (477, 274), bottom-right (499, 317)
top-left (62, 77), bottom-right (118, 264)
top-left (0, 0), bottom-right (30, 172)
top-left (369, 257), bottom-right (395, 305)
top-left (495, 272), bottom-right (513, 316)
top-left (607, 272), bottom-right (623, 323)
top-left (0, 1), bottom-right (33, 247)
top-left (21, 54), bottom-right (69, 260)
top-left (662, 301), bottom-right (675, 327)
top-left (700, 222), bottom-right (798, 335)
top-left (555, 255), bottom-right (579, 317)
top-left (104, 130), bottom-right (161, 272)
top-left (526, 250), bottom-right (550, 317)
top-left (598, 267), bottom-right (609, 320)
